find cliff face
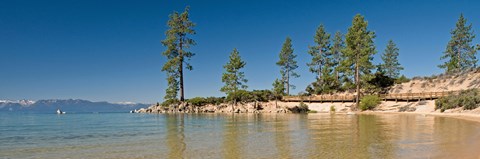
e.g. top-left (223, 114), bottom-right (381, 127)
top-left (389, 69), bottom-right (480, 94)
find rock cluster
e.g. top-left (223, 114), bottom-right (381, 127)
top-left (134, 101), bottom-right (292, 114)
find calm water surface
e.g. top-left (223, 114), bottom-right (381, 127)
top-left (1, 113), bottom-right (480, 159)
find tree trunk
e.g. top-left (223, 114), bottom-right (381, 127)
top-left (457, 50), bottom-right (461, 72)
top-left (336, 71), bottom-right (339, 83)
top-left (355, 51), bottom-right (360, 111)
top-left (286, 69), bottom-right (290, 95)
top-left (179, 39), bottom-right (185, 102)
top-left (318, 49), bottom-right (322, 87)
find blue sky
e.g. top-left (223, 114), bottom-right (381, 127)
top-left (1, 0), bottom-right (479, 103)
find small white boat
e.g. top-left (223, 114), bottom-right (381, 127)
top-left (56, 109), bottom-right (65, 114)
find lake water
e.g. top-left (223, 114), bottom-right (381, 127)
top-left (1, 113), bottom-right (480, 159)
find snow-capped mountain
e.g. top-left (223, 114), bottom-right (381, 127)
top-left (0, 99), bottom-right (36, 106)
top-left (0, 99), bottom-right (149, 113)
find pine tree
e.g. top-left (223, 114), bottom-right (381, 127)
top-left (221, 48), bottom-right (248, 109)
top-left (331, 31), bottom-right (354, 91)
top-left (306, 25), bottom-right (339, 94)
top-left (161, 6), bottom-right (196, 101)
top-left (307, 25), bottom-right (331, 83)
top-left (332, 31), bottom-right (345, 82)
top-left (341, 14), bottom-right (376, 110)
top-left (277, 37), bottom-right (299, 95)
top-left (380, 40), bottom-right (403, 78)
top-left (272, 78), bottom-right (285, 108)
top-left (439, 14), bottom-right (477, 73)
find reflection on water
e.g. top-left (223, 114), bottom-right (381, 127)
top-left (274, 115), bottom-right (291, 158)
top-left (223, 115), bottom-right (241, 159)
top-left (165, 114), bottom-right (186, 158)
top-left (1, 113), bottom-right (480, 158)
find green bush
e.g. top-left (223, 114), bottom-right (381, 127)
top-left (250, 89), bottom-right (274, 102)
top-left (226, 89), bottom-right (274, 103)
top-left (187, 97), bottom-right (207, 106)
top-left (360, 95), bottom-right (381, 111)
top-left (187, 96), bottom-right (225, 106)
top-left (435, 89), bottom-right (480, 111)
top-left (330, 105), bottom-right (336, 112)
top-left (205, 96), bottom-right (225, 105)
top-left (368, 72), bottom-right (395, 94)
top-left (161, 99), bottom-right (180, 107)
top-left (395, 75), bottom-right (410, 84)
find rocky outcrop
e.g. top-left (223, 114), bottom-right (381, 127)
top-left (135, 101), bottom-right (314, 114)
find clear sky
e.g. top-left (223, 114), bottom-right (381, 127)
top-left (1, 0), bottom-right (479, 103)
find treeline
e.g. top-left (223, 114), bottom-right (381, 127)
top-left (160, 7), bottom-right (479, 109)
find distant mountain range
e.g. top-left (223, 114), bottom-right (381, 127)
top-left (0, 99), bottom-right (150, 113)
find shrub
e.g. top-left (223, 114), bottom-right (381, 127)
top-left (360, 95), bottom-right (381, 111)
top-left (251, 89), bottom-right (274, 102)
top-left (161, 99), bottom-right (180, 107)
top-left (225, 90), bottom-right (275, 104)
top-left (435, 89), bottom-right (480, 111)
top-left (187, 96), bottom-right (225, 106)
top-left (205, 96), bottom-right (225, 105)
top-left (367, 72), bottom-right (395, 94)
top-left (187, 97), bottom-right (207, 106)
top-left (330, 105), bottom-right (336, 112)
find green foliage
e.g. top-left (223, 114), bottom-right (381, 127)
top-left (277, 37), bottom-right (299, 95)
top-left (330, 105), bottom-right (336, 112)
top-left (226, 90), bottom-right (251, 103)
top-left (306, 25), bottom-right (342, 95)
top-left (307, 24), bottom-right (331, 77)
top-left (225, 90), bottom-right (273, 104)
top-left (379, 40), bottom-right (404, 78)
top-left (161, 6), bottom-right (196, 101)
top-left (439, 14), bottom-right (477, 73)
top-left (435, 89), bottom-right (480, 111)
top-left (164, 74), bottom-right (180, 100)
top-left (161, 99), bottom-right (180, 107)
top-left (367, 71), bottom-right (395, 94)
top-left (187, 97), bottom-right (207, 106)
top-left (187, 96), bottom-right (225, 106)
top-left (332, 31), bottom-right (347, 91)
top-left (341, 14), bottom-right (377, 108)
top-left (395, 75), bottom-right (410, 84)
top-left (360, 95), bottom-right (381, 111)
top-left (272, 78), bottom-right (285, 100)
top-left (251, 90), bottom-right (274, 102)
top-left (221, 48), bottom-right (248, 104)
top-left (205, 97), bottom-right (225, 105)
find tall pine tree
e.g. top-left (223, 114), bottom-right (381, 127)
top-left (161, 6), bottom-right (196, 102)
top-left (331, 31), bottom-right (345, 85)
top-left (341, 14), bottom-right (376, 109)
top-left (221, 48), bottom-right (248, 109)
top-left (277, 37), bottom-right (299, 95)
top-left (307, 25), bottom-right (331, 83)
top-left (439, 14), bottom-right (477, 73)
top-left (380, 40), bottom-right (403, 78)
top-left (306, 25), bottom-right (338, 94)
